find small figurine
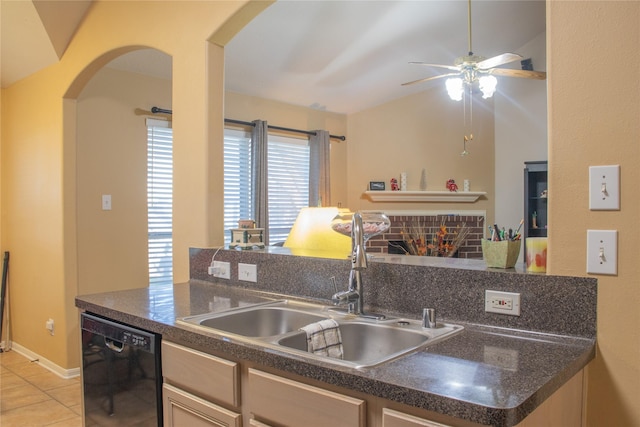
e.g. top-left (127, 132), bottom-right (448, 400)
top-left (390, 178), bottom-right (400, 191)
top-left (540, 189), bottom-right (548, 198)
top-left (446, 179), bottom-right (458, 192)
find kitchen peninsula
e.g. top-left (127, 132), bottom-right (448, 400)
top-left (76, 248), bottom-right (596, 427)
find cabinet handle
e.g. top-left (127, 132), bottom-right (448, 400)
top-left (105, 338), bottom-right (125, 353)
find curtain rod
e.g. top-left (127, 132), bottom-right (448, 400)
top-left (150, 107), bottom-right (346, 141)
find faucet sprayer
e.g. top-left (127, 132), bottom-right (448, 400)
top-left (331, 212), bottom-right (385, 320)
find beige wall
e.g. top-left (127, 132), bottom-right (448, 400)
top-left (76, 66), bottom-right (172, 295)
top-left (0, 0), bottom-right (255, 369)
top-left (346, 87), bottom-right (495, 222)
top-left (547, 2), bottom-right (639, 426)
top-left (1, 1), bottom-right (639, 425)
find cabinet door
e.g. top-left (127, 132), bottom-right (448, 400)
top-left (162, 341), bottom-right (239, 407)
top-left (248, 368), bottom-right (365, 427)
top-left (382, 408), bottom-right (453, 427)
top-left (249, 419), bottom-right (272, 427)
top-left (163, 383), bottom-right (241, 427)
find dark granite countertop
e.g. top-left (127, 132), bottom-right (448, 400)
top-left (76, 279), bottom-right (595, 427)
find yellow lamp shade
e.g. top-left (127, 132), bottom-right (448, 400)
top-left (284, 207), bottom-right (352, 258)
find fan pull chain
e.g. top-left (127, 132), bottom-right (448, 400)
top-left (462, 83), bottom-right (473, 156)
top-left (467, 0), bottom-right (473, 55)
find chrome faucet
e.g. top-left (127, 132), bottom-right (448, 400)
top-left (331, 212), bottom-right (384, 319)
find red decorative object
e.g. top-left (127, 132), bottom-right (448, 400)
top-left (446, 179), bottom-right (458, 192)
top-left (390, 178), bottom-right (400, 191)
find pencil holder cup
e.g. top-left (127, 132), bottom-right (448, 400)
top-left (482, 239), bottom-right (521, 268)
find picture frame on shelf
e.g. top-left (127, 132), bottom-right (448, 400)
top-left (369, 181), bottom-right (385, 191)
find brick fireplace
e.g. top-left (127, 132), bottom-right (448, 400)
top-left (365, 212), bottom-right (485, 259)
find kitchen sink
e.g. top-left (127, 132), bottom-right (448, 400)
top-left (178, 300), bottom-right (331, 337)
top-left (191, 307), bottom-right (327, 337)
top-left (277, 321), bottom-right (441, 367)
top-left (177, 300), bottom-right (463, 368)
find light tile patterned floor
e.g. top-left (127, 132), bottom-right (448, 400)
top-left (0, 350), bottom-right (82, 426)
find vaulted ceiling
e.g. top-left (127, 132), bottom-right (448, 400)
top-left (1, 1), bottom-right (546, 114)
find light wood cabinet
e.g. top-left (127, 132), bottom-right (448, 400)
top-left (248, 419), bottom-right (271, 427)
top-left (383, 408), bottom-right (453, 427)
top-left (162, 340), bottom-right (583, 427)
top-left (163, 383), bottom-right (242, 427)
top-left (247, 368), bottom-right (366, 427)
top-left (162, 341), bottom-right (240, 408)
top-left (162, 341), bottom-right (242, 427)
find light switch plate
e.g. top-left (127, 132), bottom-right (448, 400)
top-left (589, 165), bottom-right (620, 210)
top-left (586, 230), bottom-right (618, 275)
top-left (102, 194), bottom-right (112, 211)
top-left (238, 263), bottom-right (257, 282)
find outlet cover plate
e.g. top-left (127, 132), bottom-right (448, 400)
top-left (211, 261), bottom-right (230, 279)
top-left (485, 290), bottom-right (521, 316)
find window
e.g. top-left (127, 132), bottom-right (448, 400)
top-left (147, 119), bottom-right (173, 286)
top-left (223, 129), bottom-right (253, 238)
top-left (223, 129), bottom-right (310, 245)
top-left (267, 135), bottom-right (310, 243)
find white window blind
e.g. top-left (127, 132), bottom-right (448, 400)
top-left (223, 129), bottom-right (253, 241)
top-left (223, 129), bottom-right (309, 245)
top-left (147, 118), bottom-right (173, 286)
top-left (267, 135), bottom-right (310, 244)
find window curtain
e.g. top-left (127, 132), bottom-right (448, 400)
top-left (251, 120), bottom-right (269, 243)
top-left (309, 130), bottom-right (331, 207)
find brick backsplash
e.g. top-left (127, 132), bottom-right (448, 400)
top-left (366, 214), bottom-right (485, 259)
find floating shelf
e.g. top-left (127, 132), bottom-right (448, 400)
top-left (364, 190), bottom-right (486, 203)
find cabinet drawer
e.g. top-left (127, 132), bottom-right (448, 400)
top-left (163, 383), bottom-right (241, 427)
top-left (248, 368), bottom-right (365, 427)
top-left (382, 408), bottom-right (453, 427)
top-left (162, 341), bottom-right (239, 407)
top-left (249, 419), bottom-right (272, 427)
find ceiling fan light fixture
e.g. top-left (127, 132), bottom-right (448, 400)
top-left (446, 78), bottom-right (464, 101)
top-left (479, 75), bottom-right (497, 99)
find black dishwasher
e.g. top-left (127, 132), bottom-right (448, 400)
top-left (81, 312), bottom-right (162, 426)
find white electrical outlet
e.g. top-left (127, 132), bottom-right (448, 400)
top-left (209, 261), bottom-right (230, 279)
top-left (485, 290), bottom-right (521, 316)
top-left (238, 263), bottom-right (257, 282)
top-left (589, 165), bottom-right (620, 210)
top-left (586, 230), bottom-right (618, 275)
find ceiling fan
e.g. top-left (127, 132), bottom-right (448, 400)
top-left (402, 0), bottom-right (546, 97)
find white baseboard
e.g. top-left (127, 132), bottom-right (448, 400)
top-left (9, 341), bottom-right (80, 379)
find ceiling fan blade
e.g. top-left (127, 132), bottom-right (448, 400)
top-left (401, 72), bottom-right (461, 87)
top-left (490, 68), bottom-right (547, 80)
top-left (477, 53), bottom-right (522, 70)
top-left (409, 62), bottom-right (460, 72)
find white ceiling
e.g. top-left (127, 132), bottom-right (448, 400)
top-left (2, 1), bottom-right (546, 114)
top-left (225, 0), bottom-right (546, 114)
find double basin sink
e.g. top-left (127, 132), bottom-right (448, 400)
top-left (178, 300), bottom-right (463, 368)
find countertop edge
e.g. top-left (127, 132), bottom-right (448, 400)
top-left (75, 286), bottom-right (595, 427)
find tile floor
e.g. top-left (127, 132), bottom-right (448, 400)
top-left (0, 350), bottom-right (82, 426)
